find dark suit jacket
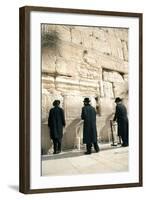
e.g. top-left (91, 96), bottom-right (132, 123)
top-left (81, 105), bottom-right (97, 144)
top-left (113, 103), bottom-right (128, 137)
top-left (48, 106), bottom-right (65, 140)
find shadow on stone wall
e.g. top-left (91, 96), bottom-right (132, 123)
top-left (41, 118), bottom-right (82, 154)
top-left (99, 113), bottom-right (114, 143)
top-left (41, 114), bottom-right (115, 154)
top-left (62, 118), bottom-right (81, 149)
top-left (41, 124), bottom-right (52, 155)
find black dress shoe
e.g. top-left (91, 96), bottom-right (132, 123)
top-left (95, 148), bottom-right (100, 153)
top-left (122, 144), bottom-right (128, 147)
top-left (84, 151), bottom-right (91, 155)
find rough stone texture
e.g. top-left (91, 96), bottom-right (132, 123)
top-left (103, 82), bottom-right (114, 98)
top-left (103, 71), bottom-right (124, 83)
top-left (41, 24), bottom-right (129, 154)
top-left (113, 82), bottom-right (128, 98)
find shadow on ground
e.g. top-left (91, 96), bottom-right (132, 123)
top-left (42, 150), bottom-right (85, 160)
top-left (42, 143), bottom-right (125, 161)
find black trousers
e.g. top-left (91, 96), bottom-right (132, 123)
top-left (86, 142), bottom-right (99, 153)
top-left (53, 138), bottom-right (62, 153)
top-left (121, 132), bottom-right (129, 146)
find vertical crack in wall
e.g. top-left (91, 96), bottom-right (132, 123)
top-left (69, 27), bottom-right (73, 42)
top-left (112, 82), bottom-right (116, 98)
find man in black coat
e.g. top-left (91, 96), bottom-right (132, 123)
top-left (113, 97), bottom-right (129, 147)
top-left (81, 98), bottom-right (100, 154)
top-left (48, 100), bottom-right (66, 154)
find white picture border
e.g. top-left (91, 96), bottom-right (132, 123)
top-left (30, 10), bottom-right (139, 189)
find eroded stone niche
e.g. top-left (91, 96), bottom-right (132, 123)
top-left (41, 24), bottom-right (128, 154)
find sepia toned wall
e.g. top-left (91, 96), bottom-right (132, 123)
top-left (41, 24), bottom-right (128, 154)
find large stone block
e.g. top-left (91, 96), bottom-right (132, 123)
top-left (96, 98), bottom-right (115, 142)
top-left (93, 28), bottom-right (107, 41)
top-left (81, 28), bottom-right (94, 49)
top-left (92, 40), bottom-right (111, 55)
top-left (42, 48), bottom-right (56, 73)
top-left (115, 29), bottom-right (128, 42)
top-left (79, 79), bottom-right (99, 94)
top-left (55, 77), bottom-right (80, 92)
top-left (79, 62), bottom-right (102, 80)
top-left (97, 116), bottom-right (113, 143)
top-left (103, 71), bottom-right (124, 83)
top-left (62, 95), bottom-right (83, 148)
top-left (56, 57), bottom-right (80, 78)
top-left (100, 55), bottom-right (128, 73)
top-left (108, 36), bottom-right (122, 59)
top-left (63, 95), bottom-right (83, 119)
top-left (113, 82), bottom-right (128, 98)
top-left (99, 97), bottom-right (115, 116)
top-left (58, 41), bottom-right (83, 61)
top-left (56, 26), bottom-right (71, 42)
top-left (103, 81), bottom-right (114, 98)
top-left (55, 57), bottom-right (69, 76)
top-left (71, 28), bottom-right (83, 45)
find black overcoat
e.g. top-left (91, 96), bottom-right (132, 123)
top-left (81, 105), bottom-right (97, 144)
top-left (48, 106), bottom-right (65, 140)
top-left (113, 103), bottom-right (128, 143)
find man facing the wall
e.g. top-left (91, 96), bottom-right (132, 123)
top-left (81, 97), bottom-right (100, 154)
top-left (48, 100), bottom-right (66, 154)
top-left (113, 97), bottom-right (129, 147)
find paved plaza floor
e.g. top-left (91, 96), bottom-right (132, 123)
top-left (41, 143), bottom-right (129, 176)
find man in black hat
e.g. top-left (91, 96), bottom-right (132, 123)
top-left (113, 97), bottom-right (129, 147)
top-left (48, 100), bottom-right (66, 154)
top-left (81, 97), bottom-right (100, 154)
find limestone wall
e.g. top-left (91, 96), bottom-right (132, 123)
top-left (41, 24), bottom-right (128, 154)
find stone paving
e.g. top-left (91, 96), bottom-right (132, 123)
top-left (41, 143), bottom-right (129, 176)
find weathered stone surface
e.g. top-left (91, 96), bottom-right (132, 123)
top-left (103, 81), bottom-right (114, 98)
top-left (64, 95), bottom-right (83, 119)
top-left (58, 41), bottom-right (84, 61)
top-left (42, 48), bottom-right (57, 73)
top-left (113, 82), bottom-right (128, 98)
top-left (41, 24), bottom-right (129, 152)
top-left (93, 28), bottom-right (107, 41)
top-left (100, 56), bottom-right (128, 73)
top-left (42, 89), bottom-right (64, 124)
top-left (71, 28), bottom-right (83, 45)
top-left (103, 71), bottom-right (124, 83)
top-left (123, 74), bottom-right (128, 81)
top-left (92, 40), bottom-right (111, 55)
top-left (97, 98), bottom-right (115, 142)
top-left (56, 26), bottom-right (71, 42)
top-left (41, 124), bottom-right (52, 155)
top-left (99, 98), bottom-right (115, 115)
top-left (56, 57), bottom-right (80, 78)
top-left (121, 40), bottom-right (128, 61)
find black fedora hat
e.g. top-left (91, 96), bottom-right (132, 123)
top-left (83, 97), bottom-right (90, 103)
top-left (115, 97), bottom-right (122, 103)
top-left (53, 100), bottom-right (60, 106)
